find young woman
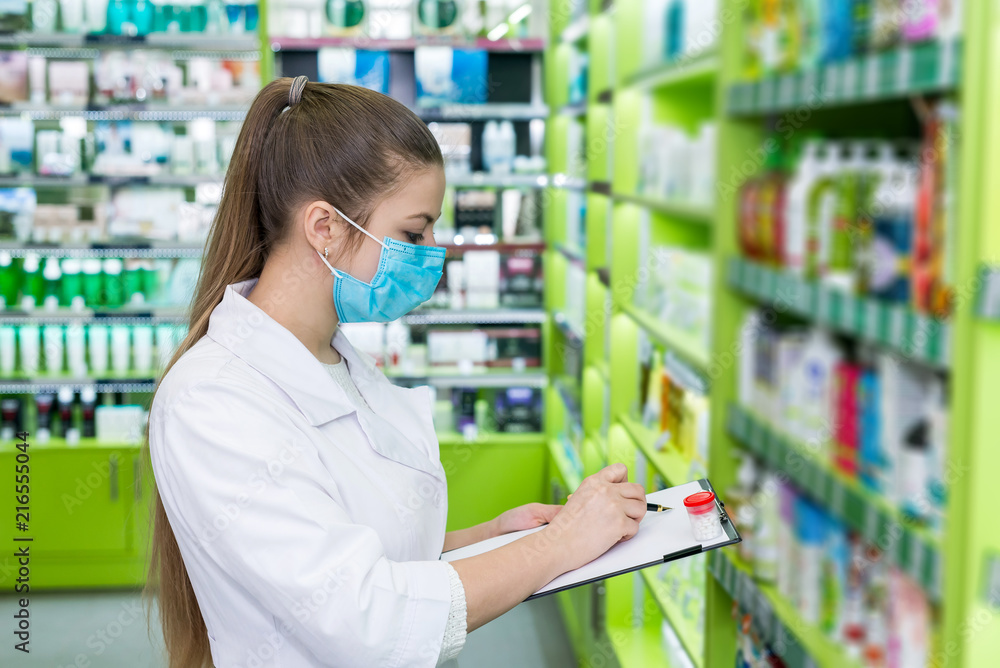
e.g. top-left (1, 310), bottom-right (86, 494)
top-left (145, 75), bottom-right (647, 668)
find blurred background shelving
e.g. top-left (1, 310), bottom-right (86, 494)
top-left (0, 0), bottom-right (558, 594)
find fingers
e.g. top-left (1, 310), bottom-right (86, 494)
top-left (618, 482), bottom-right (646, 502)
top-left (598, 462), bottom-right (628, 483)
top-left (622, 497), bottom-right (647, 521)
top-left (616, 514), bottom-right (642, 543)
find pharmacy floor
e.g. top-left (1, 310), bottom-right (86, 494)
top-left (1, 590), bottom-right (575, 667)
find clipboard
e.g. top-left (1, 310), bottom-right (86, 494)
top-left (440, 478), bottom-right (741, 600)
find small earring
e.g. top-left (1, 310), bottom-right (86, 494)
top-left (324, 247), bottom-right (329, 258)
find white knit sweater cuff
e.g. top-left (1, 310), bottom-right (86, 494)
top-left (436, 562), bottom-right (468, 665)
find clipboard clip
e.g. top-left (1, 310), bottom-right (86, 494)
top-left (717, 498), bottom-right (731, 525)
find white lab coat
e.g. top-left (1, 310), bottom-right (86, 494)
top-left (149, 279), bottom-right (456, 668)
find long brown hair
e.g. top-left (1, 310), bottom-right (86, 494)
top-left (141, 77), bottom-right (443, 668)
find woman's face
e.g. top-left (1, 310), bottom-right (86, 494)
top-left (339, 167), bottom-right (446, 283)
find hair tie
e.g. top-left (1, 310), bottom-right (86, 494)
top-left (288, 75), bottom-right (308, 107)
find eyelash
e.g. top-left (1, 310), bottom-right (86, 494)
top-left (406, 232), bottom-right (425, 243)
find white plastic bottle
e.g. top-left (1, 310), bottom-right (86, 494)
top-left (753, 472), bottom-right (780, 583)
top-left (497, 121), bottom-right (515, 175)
top-left (738, 311), bottom-right (760, 408)
top-left (86, 0), bottom-right (109, 32)
top-left (795, 329), bottom-right (841, 450)
top-left (807, 141), bottom-right (841, 278)
top-left (482, 121), bottom-right (498, 174)
top-left (730, 455), bottom-right (758, 564)
top-left (385, 320), bottom-right (410, 369)
top-left (783, 140), bottom-right (822, 274)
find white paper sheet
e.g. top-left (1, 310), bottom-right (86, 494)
top-left (440, 480), bottom-right (733, 598)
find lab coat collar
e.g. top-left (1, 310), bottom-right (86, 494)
top-left (207, 280), bottom-right (443, 481)
top-left (206, 279), bottom-right (359, 426)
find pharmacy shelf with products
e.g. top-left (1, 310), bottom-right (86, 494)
top-left (0, 0), bottom-right (266, 590)
top-left (540, 0), bottom-right (607, 662)
top-left (541, 0), bottom-right (722, 664)
top-left (602, 0), bottom-right (720, 665)
top-left (701, 0), bottom-right (1000, 667)
top-left (260, 0), bottom-right (559, 535)
top-left (1, 0), bottom-right (560, 587)
top-left (544, 0), bottom-right (1000, 668)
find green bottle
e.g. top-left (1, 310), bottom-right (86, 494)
top-left (102, 259), bottom-right (125, 308)
top-left (82, 259), bottom-right (103, 307)
top-left (142, 261), bottom-right (159, 303)
top-left (60, 259), bottom-right (84, 310)
top-left (42, 257), bottom-right (62, 310)
top-left (20, 253), bottom-right (43, 310)
top-left (0, 252), bottom-right (19, 309)
top-left (123, 260), bottom-right (144, 305)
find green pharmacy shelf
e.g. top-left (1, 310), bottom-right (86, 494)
top-left (0, 307), bottom-right (188, 326)
top-left (0, 174), bottom-right (225, 188)
top-left (553, 309), bottom-right (586, 347)
top-left (707, 0), bottom-right (1000, 665)
top-left (606, 621), bottom-right (671, 667)
top-left (626, 54), bottom-right (721, 93)
top-left (610, 192), bottom-right (716, 224)
top-left (0, 33), bottom-right (260, 50)
top-left (619, 301), bottom-right (712, 373)
top-left (727, 403), bottom-right (943, 601)
top-left (267, 36), bottom-right (547, 51)
top-left (383, 367), bottom-right (548, 388)
top-left (435, 432), bottom-right (545, 447)
top-left (538, 0), bottom-right (1000, 664)
top-left (0, 379), bottom-right (157, 394)
top-left (708, 549), bottom-right (861, 668)
top-left (401, 308), bottom-right (547, 325)
top-left (619, 416), bottom-right (695, 489)
top-left (727, 39), bottom-right (962, 116)
top-left (1, 6), bottom-right (563, 590)
top-left (728, 257), bottom-right (951, 368)
top-left (641, 568), bottom-right (704, 668)
top-left (0, 242), bottom-right (206, 259)
top-left (560, 100), bottom-right (590, 117)
top-left (0, 105), bottom-right (250, 121)
top-left (555, 241), bottom-right (587, 264)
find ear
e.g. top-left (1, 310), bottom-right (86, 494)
top-left (301, 201), bottom-right (341, 254)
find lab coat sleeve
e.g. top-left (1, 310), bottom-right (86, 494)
top-left (150, 376), bottom-right (454, 668)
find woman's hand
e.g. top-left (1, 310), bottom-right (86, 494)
top-left (543, 463), bottom-right (646, 572)
top-left (493, 503), bottom-right (563, 536)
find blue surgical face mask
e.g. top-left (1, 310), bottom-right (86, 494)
top-left (316, 207), bottom-right (446, 323)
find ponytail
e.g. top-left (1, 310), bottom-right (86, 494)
top-left (141, 77), bottom-right (443, 668)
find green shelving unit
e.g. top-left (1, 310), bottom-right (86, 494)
top-left (544, 0), bottom-right (1000, 666)
top-left (726, 257), bottom-right (951, 367)
top-left (726, 404), bottom-right (943, 600)
top-left (707, 549), bottom-right (861, 668)
top-left (545, 0), bottom-right (722, 663)
top-left (0, 2), bottom-right (558, 591)
top-left (703, 0), bottom-right (999, 666)
top-left (0, 10), bottom-right (267, 591)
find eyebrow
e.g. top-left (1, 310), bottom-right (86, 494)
top-left (407, 212), bottom-right (440, 225)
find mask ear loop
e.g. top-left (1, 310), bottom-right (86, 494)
top-left (315, 206), bottom-right (386, 276)
top-left (334, 206), bottom-right (386, 249)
